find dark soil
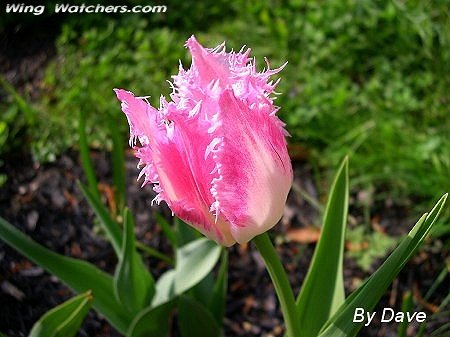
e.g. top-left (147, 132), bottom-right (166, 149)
top-left (0, 150), bottom-right (448, 337)
top-left (0, 17), bottom-right (60, 100)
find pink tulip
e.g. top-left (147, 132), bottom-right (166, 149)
top-left (115, 35), bottom-right (292, 246)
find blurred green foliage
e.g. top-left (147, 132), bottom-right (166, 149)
top-left (1, 0), bottom-right (449, 216)
top-left (36, 18), bottom-right (186, 159)
top-left (346, 226), bottom-right (396, 271)
top-left (207, 0), bottom-right (450, 204)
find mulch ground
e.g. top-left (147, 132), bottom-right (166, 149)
top-left (0, 150), bottom-right (448, 337)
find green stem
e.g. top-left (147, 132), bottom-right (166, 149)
top-left (253, 233), bottom-right (301, 337)
top-left (136, 242), bottom-right (174, 265)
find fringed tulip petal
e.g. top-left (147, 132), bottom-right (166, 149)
top-left (212, 89), bottom-right (292, 243)
top-left (115, 35), bottom-right (292, 246)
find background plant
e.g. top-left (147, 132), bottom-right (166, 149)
top-left (0, 154), bottom-right (446, 337)
top-left (0, 112), bottom-right (229, 336)
top-left (2, 0), bottom-right (448, 218)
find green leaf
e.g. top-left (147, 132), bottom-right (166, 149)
top-left (209, 249), bottom-right (228, 325)
top-left (155, 213), bottom-right (178, 248)
top-left (135, 241), bottom-right (174, 265)
top-left (127, 301), bottom-right (174, 337)
top-left (28, 291), bottom-right (93, 337)
top-left (190, 273), bottom-right (214, 307)
top-left (114, 209), bottom-right (155, 314)
top-left (0, 217), bottom-right (133, 334)
top-left (175, 218), bottom-right (200, 246)
top-left (177, 296), bottom-right (220, 337)
top-left (108, 114), bottom-right (126, 211)
top-left (78, 182), bottom-right (122, 255)
top-left (78, 109), bottom-right (101, 202)
top-left (397, 291), bottom-right (413, 337)
top-left (0, 75), bottom-right (36, 124)
top-left (296, 157), bottom-right (348, 337)
top-left (175, 238), bottom-right (221, 295)
top-left (431, 323), bottom-right (450, 337)
top-left (423, 264), bottom-right (448, 301)
top-left (151, 269), bottom-right (176, 308)
top-left (318, 193), bottom-right (447, 337)
top-left (416, 264), bottom-right (450, 336)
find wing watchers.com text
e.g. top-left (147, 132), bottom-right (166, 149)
top-left (5, 3), bottom-right (167, 15)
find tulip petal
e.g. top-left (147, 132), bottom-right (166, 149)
top-left (116, 36), bottom-right (292, 246)
top-left (211, 89), bottom-right (292, 243)
top-left (186, 35), bottom-right (231, 87)
top-left (162, 110), bottom-right (234, 246)
top-left (115, 89), bottom-right (234, 246)
top-left (114, 89), bottom-right (157, 146)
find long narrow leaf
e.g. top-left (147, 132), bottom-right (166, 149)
top-left (296, 157), bottom-right (348, 337)
top-left (209, 249), bottom-right (228, 325)
top-left (318, 193), bottom-right (447, 337)
top-left (78, 110), bottom-right (101, 202)
top-left (108, 114), bottom-right (126, 211)
top-left (78, 182), bottom-right (122, 255)
top-left (0, 75), bottom-right (36, 124)
top-left (151, 269), bottom-right (176, 308)
top-left (190, 273), bottom-right (214, 307)
top-left (155, 213), bottom-right (178, 248)
top-left (417, 266), bottom-right (450, 336)
top-left (114, 209), bottom-right (155, 314)
top-left (177, 295), bottom-right (220, 337)
top-left (0, 217), bottom-right (133, 333)
top-left (397, 291), bottom-right (413, 337)
top-left (175, 218), bottom-right (200, 246)
top-left (175, 238), bottom-right (221, 295)
top-left (127, 301), bottom-right (175, 337)
top-left (28, 291), bottom-right (93, 337)
top-left (135, 241), bottom-right (173, 264)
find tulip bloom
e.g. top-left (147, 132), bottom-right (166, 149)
top-left (115, 36), bottom-right (292, 246)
